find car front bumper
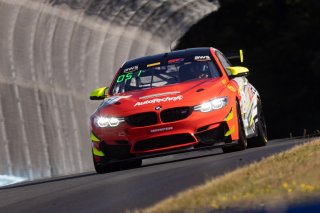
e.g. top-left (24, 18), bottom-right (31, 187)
top-left (91, 104), bottom-right (239, 158)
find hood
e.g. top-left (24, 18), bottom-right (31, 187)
top-left (97, 78), bottom-right (227, 116)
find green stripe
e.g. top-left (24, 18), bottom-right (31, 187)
top-left (93, 147), bottom-right (105, 157)
top-left (90, 132), bottom-right (100, 142)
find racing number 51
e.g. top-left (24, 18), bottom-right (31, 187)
top-left (117, 72), bottom-right (133, 83)
top-left (116, 70), bottom-right (142, 83)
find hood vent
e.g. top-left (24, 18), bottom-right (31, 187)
top-left (196, 88), bottom-right (204, 92)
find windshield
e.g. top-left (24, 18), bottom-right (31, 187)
top-left (112, 61), bottom-right (221, 94)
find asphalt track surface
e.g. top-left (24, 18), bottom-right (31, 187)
top-left (0, 138), bottom-right (312, 213)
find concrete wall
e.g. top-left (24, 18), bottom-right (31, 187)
top-left (0, 0), bottom-right (218, 180)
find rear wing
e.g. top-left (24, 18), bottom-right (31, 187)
top-left (225, 49), bottom-right (244, 63)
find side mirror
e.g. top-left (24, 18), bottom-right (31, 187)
top-left (89, 87), bottom-right (109, 100)
top-left (227, 66), bottom-right (249, 78)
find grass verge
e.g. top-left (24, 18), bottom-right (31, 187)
top-left (134, 138), bottom-right (320, 213)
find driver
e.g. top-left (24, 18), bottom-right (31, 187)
top-left (179, 62), bottom-right (210, 82)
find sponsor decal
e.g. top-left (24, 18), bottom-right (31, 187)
top-left (155, 106), bottom-right (162, 110)
top-left (249, 85), bottom-right (258, 100)
top-left (124, 66), bottom-right (138, 73)
top-left (168, 58), bottom-right (184, 64)
top-left (150, 126), bottom-right (173, 133)
top-left (99, 95), bottom-right (131, 108)
top-left (147, 62), bottom-right (161, 67)
top-left (194, 55), bottom-right (211, 61)
top-left (139, 91), bottom-right (181, 100)
top-left (134, 95), bottom-right (183, 107)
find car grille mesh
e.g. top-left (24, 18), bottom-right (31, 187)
top-left (126, 107), bottom-right (192, 127)
top-left (160, 107), bottom-right (192, 123)
top-left (126, 112), bottom-right (157, 127)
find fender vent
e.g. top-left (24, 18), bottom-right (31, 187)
top-left (196, 88), bottom-right (204, 92)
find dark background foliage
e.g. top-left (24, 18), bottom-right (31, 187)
top-left (177, 0), bottom-right (320, 139)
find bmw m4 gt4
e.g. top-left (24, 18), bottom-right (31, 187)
top-left (89, 47), bottom-right (267, 173)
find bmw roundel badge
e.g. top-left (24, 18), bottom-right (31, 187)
top-left (155, 106), bottom-right (162, 110)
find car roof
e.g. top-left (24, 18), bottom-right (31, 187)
top-left (121, 47), bottom-right (214, 70)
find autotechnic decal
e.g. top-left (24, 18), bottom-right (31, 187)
top-left (139, 91), bottom-right (181, 100)
top-left (134, 95), bottom-right (183, 107)
top-left (194, 56), bottom-right (211, 61)
top-left (124, 66), bottom-right (138, 73)
top-left (99, 95), bottom-right (132, 108)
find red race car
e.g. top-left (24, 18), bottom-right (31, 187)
top-left (89, 47), bottom-right (267, 173)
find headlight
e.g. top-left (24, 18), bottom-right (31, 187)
top-left (194, 97), bottom-right (228, 112)
top-left (94, 116), bottom-right (124, 127)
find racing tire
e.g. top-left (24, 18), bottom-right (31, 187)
top-left (93, 152), bottom-right (142, 174)
top-left (222, 101), bottom-right (247, 153)
top-left (247, 99), bottom-right (268, 147)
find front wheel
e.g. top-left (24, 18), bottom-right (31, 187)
top-left (222, 101), bottom-right (247, 153)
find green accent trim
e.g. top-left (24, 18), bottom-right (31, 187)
top-left (90, 132), bottom-right (100, 142)
top-left (225, 127), bottom-right (235, 137)
top-left (93, 147), bottom-right (105, 157)
top-left (224, 108), bottom-right (234, 121)
top-left (227, 66), bottom-right (249, 76)
top-left (250, 115), bottom-right (254, 126)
